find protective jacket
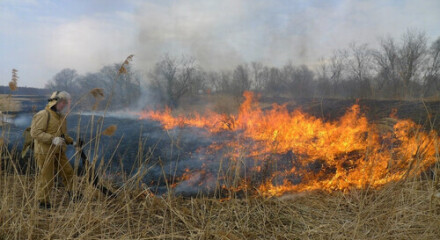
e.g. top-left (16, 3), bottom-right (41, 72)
top-left (30, 105), bottom-right (74, 154)
top-left (30, 96), bottom-right (75, 204)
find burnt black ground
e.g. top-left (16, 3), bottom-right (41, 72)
top-left (2, 95), bottom-right (440, 196)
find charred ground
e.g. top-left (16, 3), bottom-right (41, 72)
top-left (2, 94), bottom-right (440, 197)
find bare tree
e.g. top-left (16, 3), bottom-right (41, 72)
top-left (66, 63), bottom-right (140, 110)
top-left (219, 71), bottom-right (233, 93)
top-left (263, 67), bottom-right (285, 95)
top-left (149, 55), bottom-right (198, 107)
top-left (430, 37), bottom-right (440, 75)
top-left (328, 50), bottom-right (348, 97)
top-left (250, 62), bottom-right (264, 91)
top-left (423, 37), bottom-right (440, 97)
top-left (315, 57), bottom-right (328, 80)
top-left (231, 64), bottom-right (251, 97)
top-left (120, 64), bottom-right (141, 107)
top-left (284, 63), bottom-right (315, 98)
top-left (205, 71), bottom-right (233, 93)
top-left (372, 37), bottom-right (401, 98)
top-left (205, 71), bottom-right (221, 93)
top-left (45, 68), bottom-right (79, 93)
top-left (315, 58), bottom-right (332, 97)
top-left (348, 43), bottom-right (374, 98)
top-left (397, 30), bottom-right (428, 97)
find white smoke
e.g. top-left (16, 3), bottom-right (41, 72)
top-left (74, 111), bottom-right (140, 120)
top-left (13, 115), bottom-right (32, 127)
top-left (132, 0), bottom-right (440, 74)
top-left (0, 114), bottom-right (32, 127)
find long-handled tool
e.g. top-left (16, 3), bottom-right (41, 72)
top-left (75, 138), bottom-right (116, 198)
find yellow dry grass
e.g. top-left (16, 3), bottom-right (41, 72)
top-left (1, 104), bottom-right (440, 239)
top-left (1, 65), bottom-right (439, 238)
top-left (0, 95), bottom-right (21, 112)
top-left (1, 169), bottom-right (440, 239)
top-left (102, 125), bottom-right (117, 136)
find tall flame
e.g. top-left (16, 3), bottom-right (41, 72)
top-left (139, 92), bottom-right (438, 196)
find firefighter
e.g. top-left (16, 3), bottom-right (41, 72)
top-left (30, 91), bottom-right (80, 209)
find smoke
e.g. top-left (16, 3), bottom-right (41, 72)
top-left (77, 111), bottom-right (140, 119)
top-left (12, 114), bottom-right (32, 127)
top-left (130, 1), bottom-right (359, 73)
top-left (1, 114), bottom-right (32, 127)
top-left (133, 0), bottom-right (329, 73)
top-left (134, 0), bottom-right (249, 72)
top-left (132, 0), bottom-right (440, 76)
top-left (3, 0), bottom-right (440, 87)
top-left (134, 82), bottom-right (162, 111)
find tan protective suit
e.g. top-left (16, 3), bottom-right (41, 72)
top-left (30, 100), bottom-right (75, 203)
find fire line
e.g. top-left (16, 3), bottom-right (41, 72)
top-left (137, 92), bottom-right (438, 197)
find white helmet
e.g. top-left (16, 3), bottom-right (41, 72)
top-left (48, 91), bottom-right (71, 108)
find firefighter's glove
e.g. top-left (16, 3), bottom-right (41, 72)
top-left (52, 137), bottom-right (65, 146)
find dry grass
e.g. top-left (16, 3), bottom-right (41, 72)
top-left (9, 69), bottom-right (18, 92)
top-left (101, 125), bottom-right (117, 136)
top-left (1, 109), bottom-right (440, 239)
top-left (1, 165), bottom-right (440, 239)
top-left (0, 95), bottom-right (21, 113)
top-left (1, 106), bottom-right (439, 239)
top-left (2, 57), bottom-right (439, 238)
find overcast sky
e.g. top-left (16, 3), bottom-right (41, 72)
top-left (1, 0), bottom-right (439, 88)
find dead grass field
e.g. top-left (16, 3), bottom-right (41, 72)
top-left (1, 94), bottom-right (440, 239)
top-left (1, 172), bottom-right (440, 239)
top-left (0, 95), bottom-right (21, 113)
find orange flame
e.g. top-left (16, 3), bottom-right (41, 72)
top-left (139, 92), bottom-right (438, 196)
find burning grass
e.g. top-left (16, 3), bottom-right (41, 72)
top-left (0, 173), bottom-right (440, 239)
top-left (139, 92), bottom-right (439, 196)
top-left (2, 91), bottom-right (440, 238)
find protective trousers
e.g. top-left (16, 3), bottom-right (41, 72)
top-left (35, 151), bottom-right (74, 203)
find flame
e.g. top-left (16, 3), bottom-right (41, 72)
top-left (143, 106), bottom-right (234, 132)
top-left (139, 92), bottom-right (438, 197)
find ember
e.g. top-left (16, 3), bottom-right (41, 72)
top-left (138, 92), bottom-right (438, 197)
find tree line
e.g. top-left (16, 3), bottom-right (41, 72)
top-left (47, 30), bottom-right (440, 109)
top-left (46, 64), bottom-right (141, 110)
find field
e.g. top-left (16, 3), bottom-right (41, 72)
top-left (1, 94), bottom-right (440, 239)
top-left (1, 174), bottom-right (440, 239)
top-left (0, 95), bottom-right (21, 127)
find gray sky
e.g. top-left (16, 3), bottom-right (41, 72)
top-left (1, 0), bottom-right (439, 88)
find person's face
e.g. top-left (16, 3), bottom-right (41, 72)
top-left (55, 100), bottom-right (67, 112)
